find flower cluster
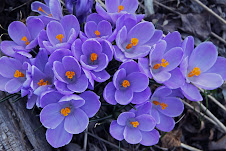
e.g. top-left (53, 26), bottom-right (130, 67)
top-left (0, 0), bottom-right (226, 149)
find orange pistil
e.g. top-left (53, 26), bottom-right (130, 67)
top-left (61, 107), bottom-right (71, 116)
top-left (90, 53), bottom-right (98, 62)
top-left (37, 79), bottom-right (49, 86)
top-left (153, 100), bottom-right (168, 110)
top-left (118, 5), bottom-right (124, 13)
top-left (38, 6), bottom-right (52, 17)
top-left (56, 34), bottom-right (64, 43)
top-left (14, 70), bottom-right (25, 78)
top-left (130, 121), bottom-right (139, 128)
top-left (21, 36), bottom-right (29, 45)
top-left (126, 38), bottom-right (139, 49)
top-left (95, 30), bottom-right (100, 38)
top-left (188, 67), bottom-right (201, 77)
top-left (153, 58), bottom-right (169, 69)
top-left (122, 80), bottom-right (130, 88)
top-left (153, 100), bottom-right (160, 105)
top-left (65, 71), bottom-right (75, 79)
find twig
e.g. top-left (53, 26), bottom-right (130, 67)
top-left (153, 0), bottom-right (181, 15)
top-left (11, 0), bottom-right (33, 12)
top-left (83, 128), bottom-right (88, 151)
top-left (86, 132), bottom-right (127, 151)
top-left (210, 32), bottom-right (226, 45)
top-left (95, 0), bottom-right (106, 9)
top-left (198, 87), bottom-right (226, 112)
top-left (181, 143), bottom-right (202, 151)
top-left (192, 0), bottom-right (226, 25)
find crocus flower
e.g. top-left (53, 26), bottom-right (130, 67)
top-left (39, 15), bottom-right (80, 54)
top-left (40, 91), bottom-right (101, 148)
top-left (53, 56), bottom-right (88, 95)
top-left (114, 21), bottom-right (155, 62)
top-left (180, 41), bottom-right (224, 101)
top-left (72, 38), bottom-right (113, 88)
top-left (65, 0), bottom-right (93, 23)
top-left (31, 0), bottom-right (63, 25)
top-left (96, 0), bottom-right (143, 24)
top-left (138, 40), bottom-right (183, 84)
top-left (104, 60), bottom-right (151, 105)
top-left (109, 111), bottom-right (159, 145)
top-left (0, 18), bottom-right (44, 58)
top-left (0, 56), bottom-right (30, 94)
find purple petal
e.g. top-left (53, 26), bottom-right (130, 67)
top-left (181, 82), bottom-right (202, 101)
top-left (116, 26), bottom-right (128, 51)
top-left (49, 0), bottom-right (63, 20)
top-left (67, 74), bottom-right (88, 93)
top-left (26, 94), bottom-right (38, 109)
top-left (113, 68), bottom-right (127, 89)
top-left (40, 103), bottom-right (64, 129)
top-left (124, 45), bottom-right (151, 59)
top-left (47, 21), bottom-right (66, 45)
top-left (140, 129), bottom-right (159, 146)
top-left (55, 80), bottom-right (73, 95)
top-left (61, 15), bottom-right (80, 39)
top-left (136, 114), bottom-right (156, 131)
top-left (182, 36), bottom-right (194, 59)
top-left (150, 40), bottom-right (166, 64)
top-left (121, 0), bottom-right (139, 13)
top-left (0, 41), bottom-right (17, 57)
top-left (115, 88), bottom-right (133, 105)
top-left (82, 39), bottom-right (102, 55)
top-left (145, 30), bottom-right (163, 46)
top-left (79, 91), bottom-right (101, 118)
top-left (131, 87), bottom-right (151, 104)
top-left (27, 18), bottom-right (44, 39)
top-left (0, 75), bottom-right (10, 91)
top-left (86, 13), bottom-right (105, 24)
top-left (127, 72), bottom-right (149, 92)
top-left (150, 108), bottom-right (160, 124)
top-left (53, 61), bottom-right (67, 83)
top-left (138, 58), bottom-right (152, 78)
top-left (106, 0), bottom-right (120, 13)
top-left (85, 21), bottom-right (98, 38)
top-left (123, 126), bottom-right (142, 144)
top-left (132, 102), bottom-right (152, 116)
top-left (151, 86), bottom-right (172, 99)
top-left (98, 20), bottom-right (112, 37)
top-left (117, 112), bottom-right (135, 126)
top-left (163, 31), bottom-right (181, 52)
top-left (206, 57), bottom-right (226, 80)
top-left (91, 70), bottom-right (110, 82)
top-left (5, 78), bottom-right (22, 93)
top-left (119, 60), bottom-right (140, 75)
top-left (62, 56), bottom-right (81, 77)
top-left (109, 120), bottom-right (124, 141)
top-left (94, 53), bottom-right (108, 72)
top-left (99, 39), bottom-right (113, 61)
top-left (40, 90), bottom-right (64, 108)
top-left (152, 70), bottom-right (171, 83)
top-left (80, 55), bottom-right (98, 70)
top-left (59, 95), bottom-right (85, 108)
top-left (113, 45), bottom-right (128, 62)
top-left (103, 82), bottom-right (117, 105)
top-left (72, 39), bottom-right (83, 60)
top-left (95, 3), bottom-right (112, 21)
top-left (46, 122), bottom-right (73, 148)
top-left (156, 112), bottom-right (175, 132)
top-left (48, 48), bottom-right (72, 67)
top-left (64, 108), bottom-right (89, 134)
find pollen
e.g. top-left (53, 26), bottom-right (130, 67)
top-left (37, 79), bottom-right (49, 86)
top-left (65, 71), bottom-right (75, 79)
top-left (153, 58), bottom-right (169, 69)
top-left (126, 38), bottom-right (139, 49)
top-left (61, 107), bottom-right (71, 116)
top-left (21, 36), bottom-right (29, 45)
top-left (14, 70), bottom-right (25, 78)
top-left (90, 53), bottom-right (98, 62)
top-left (56, 34), bottom-right (64, 43)
top-left (118, 5), bottom-right (124, 13)
top-left (152, 100), bottom-right (167, 110)
top-left (130, 121), bottom-right (139, 128)
top-left (95, 30), bottom-right (100, 38)
top-left (122, 80), bottom-right (130, 88)
top-left (38, 6), bottom-right (52, 17)
top-left (188, 67), bottom-right (201, 77)
top-left (153, 100), bottom-right (160, 105)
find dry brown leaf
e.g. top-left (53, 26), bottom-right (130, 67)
top-left (209, 135), bottom-right (226, 150)
top-left (161, 129), bottom-right (182, 148)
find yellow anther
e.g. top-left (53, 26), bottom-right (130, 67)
top-left (65, 71), bottom-right (75, 79)
top-left (160, 103), bottom-right (168, 110)
top-left (153, 58), bottom-right (169, 69)
top-left (122, 80), bottom-right (130, 88)
top-left (37, 79), bottom-right (49, 86)
top-left (14, 70), bottom-right (25, 78)
top-left (56, 34), bottom-right (64, 43)
top-left (38, 6), bottom-right (52, 17)
top-left (188, 67), bottom-right (201, 77)
top-left (61, 107), bottom-right (71, 116)
top-left (153, 64), bottom-right (161, 69)
top-left (21, 36), bottom-right (29, 45)
top-left (90, 53), bottom-right (98, 62)
top-left (130, 121), bottom-right (139, 128)
top-left (153, 100), bottom-right (160, 106)
top-left (118, 5), bottom-right (124, 13)
top-left (95, 30), bottom-right (100, 37)
top-left (126, 38), bottom-right (138, 49)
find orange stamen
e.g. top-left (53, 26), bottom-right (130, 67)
top-left (126, 38), bottom-right (139, 49)
top-left (130, 121), bottom-right (139, 128)
top-left (61, 107), bottom-right (71, 116)
top-left (38, 7), bottom-right (52, 17)
top-left (153, 58), bottom-right (169, 69)
top-left (14, 70), bottom-right (25, 78)
top-left (90, 53), bottom-right (98, 62)
top-left (56, 34), bottom-right (64, 43)
top-left (118, 5), bottom-right (124, 13)
top-left (37, 79), bottom-right (49, 86)
top-left (65, 71), bottom-right (75, 79)
top-left (21, 36), bottom-right (29, 45)
top-left (188, 67), bottom-right (201, 77)
top-left (122, 80), bottom-right (130, 88)
top-left (95, 30), bottom-right (100, 38)
top-left (153, 100), bottom-right (160, 105)
top-left (126, 43), bottom-right (133, 49)
top-left (153, 100), bottom-right (167, 110)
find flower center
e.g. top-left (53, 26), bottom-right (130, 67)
top-left (37, 79), bottom-right (49, 86)
top-left (126, 38), bottom-right (138, 49)
top-left (14, 70), bottom-right (25, 78)
top-left (21, 36), bottom-right (29, 45)
top-left (153, 59), bottom-right (169, 69)
top-left (122, 80), bottom-right (130, 88)
top-left (118, 5), bottom-right (124, 13)
top-left (95, 30), bottom-right (100, 38)
top-left (153, 100), bottom-right (167, 110)
top-left (188, 67), bottom-right (201, 77)
top-left (38, 6), bottom-right (52, 17)
top-left (91, 53), bottom-right (98, 62)
top-left (56, 34), bottom-right (64, 43)
top-left (61, 107), bottom-right (71, 116)
top-left (65, 71), bottom-right (75, 79)
top-left (130, 121), bottom-right (139, 128)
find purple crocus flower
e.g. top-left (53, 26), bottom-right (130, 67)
top-left (138, 40), bottom-right (183, 84)
top-left (114, 21), bottom-right (156, 62)
top-left (65, 0), bottom-right (93, 23)
top-left (0, 18), bottom-right (44, 58)
top-left (72, 38), bottom-right (113, 88)
top-left (0, 56), bottom-right (30, 94)
top-left (39, 15), bottom-right (80, 54)
top-left (31, 0), bottom-right (63, 25)
top-left (104, 60), bottom-right (151, 105)
top-left (53, 56), bottom-right (88, 95)
top-left (40, 91), bottom-right (100, 148)
top-left (180, 41), bottom-right (224, 101)
top-left (96, 0), bottom-right (143, 24)
top-left (109, 111), bottom-right (159, 145)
